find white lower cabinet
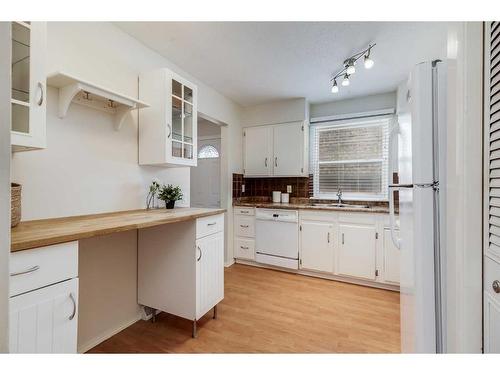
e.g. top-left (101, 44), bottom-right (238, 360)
top-left (300, 220), bottom-right (334, 273)
top-left (196, 231), bottom-right (224, 319)
top-left (233, 207), bottom-right (256, 260)
top-left (337, 222), bottom-right (377, 280)
top-left (138, 214), bottom-right (224, 337)
top-left (235, 238), bottom-right (255, 260)
top-left (9, 241), bottom-right (79, 353)
top-left (234, 207), bottom-right (399, 289)
top-left (9, 278), bottom-right (78, 353)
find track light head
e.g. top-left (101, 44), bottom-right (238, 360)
top-left (341, 74), bottom-right (350, 86)
top-left (364, 47), bottom-right (374, 69)
top-left (331, 80), bottom-right (339, 93)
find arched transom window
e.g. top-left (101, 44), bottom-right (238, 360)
top-left (198, 144), bottom-right (220, 159)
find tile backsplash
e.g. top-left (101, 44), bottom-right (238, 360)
top-left (232, 173), bottom-right (310, 199)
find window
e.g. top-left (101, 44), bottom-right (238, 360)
top-left (198, 144), bottom-right (219, 159)
top-left (310, 116), bottom-right (391, 200)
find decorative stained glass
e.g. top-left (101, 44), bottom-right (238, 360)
top-left (198, 144), bottom-right (219, 159)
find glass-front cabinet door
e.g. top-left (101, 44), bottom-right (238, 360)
top-left (138, 68), bottom-right (197, 166)
top-left (10, 21), bottom-right (46, 151)
top-left (170, 77), bottom-right (196, 164)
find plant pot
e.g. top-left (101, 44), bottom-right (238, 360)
top-left (165, 200), bottom-right (175, 209)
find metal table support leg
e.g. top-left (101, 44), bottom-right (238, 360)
top-left (192, 320), bottom-right (197, 338)
top-left (213, 305), bottom-right (218, 319)
top-left (151, 308), bottom-right (156, 323)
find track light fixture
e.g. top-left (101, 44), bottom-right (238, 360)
top-left (330, 43), bottom-right (376, 94)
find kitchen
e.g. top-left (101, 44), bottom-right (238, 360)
top-left (0, 16), bottom-right (489, 360)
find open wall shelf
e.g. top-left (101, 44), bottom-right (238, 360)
top-left (47, 71), bottom-right (149, 130)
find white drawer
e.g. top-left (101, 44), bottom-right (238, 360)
top-left (234, 207), bottom-right (255, 216)
top-left (485, 256), bottom-right (500, 305)
top-left (235, 215), bottom-right (255, 237)
top-left (196, 214), bottom-right (224, 239)
top-left (235, 238), bottom-right (255, 260)
top-left (10, 242), bottom-right (78, 297)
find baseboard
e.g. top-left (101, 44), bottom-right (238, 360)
top-left (224, 258), bottom-right (235, 267)
top-left (77, 314), bottom-right (142, 353)
top-left (235, 259), bottom-right (400, 292)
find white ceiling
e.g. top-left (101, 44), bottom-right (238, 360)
top-left (116, 22), bottom-right (451, 107)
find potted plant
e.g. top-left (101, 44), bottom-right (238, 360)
top-left (158, 184), bottom-right (183, 209)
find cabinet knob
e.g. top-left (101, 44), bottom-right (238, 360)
top-left (493, 280), bottom-right (500, 294)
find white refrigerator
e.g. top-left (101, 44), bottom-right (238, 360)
top-left (389, 60), bottom-right (447, 353)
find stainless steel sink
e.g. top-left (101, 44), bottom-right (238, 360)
top-left (310, 203), bottom-right (369, 209)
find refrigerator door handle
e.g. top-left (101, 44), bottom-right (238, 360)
top-left (388, 184), bottom-right (413, 249)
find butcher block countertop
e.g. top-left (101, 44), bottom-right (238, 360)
top-left (11, 207), bottom-right (226, 252)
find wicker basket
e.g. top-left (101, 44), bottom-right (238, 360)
top-left (11, 183), bottom-right (21, 227)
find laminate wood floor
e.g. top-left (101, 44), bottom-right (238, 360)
top-left (88, 264), bottom-right (400, 353)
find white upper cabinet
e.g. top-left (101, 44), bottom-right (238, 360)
top-left (11, 22), bottom-right (47, 151)
top-left (243, 126), bottom-right (273, 176)
top-left (273, 122), bottom-right (306, 176)
top-left (139, 68), bottom-right (198, 167)
top-left (243, 121), bottom-right (308, 177)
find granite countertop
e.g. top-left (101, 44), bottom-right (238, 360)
top-left (233, 198), bottom-right (391, 214)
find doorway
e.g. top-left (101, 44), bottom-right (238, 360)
top-left (190, 117), bottom-right (222, 208)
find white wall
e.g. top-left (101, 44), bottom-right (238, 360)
top-left (310, 91), bottom-right (397, 119)
top-left (12, 22), bottom-right (242, 220)
top-left (241, 97), bottom-right (308, 126)
top-left (0, 22), bottom-right (11, 353)
top-left (10, 22), bottom-right (242, 352)
top-left (444, 22), bottom-right (483, 353)
top-left (198, 118), bottom-right (222, 137)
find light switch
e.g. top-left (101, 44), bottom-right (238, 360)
top-left (287, 185), bottom-right (292, 193)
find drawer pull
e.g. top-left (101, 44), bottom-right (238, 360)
top-left (197, 246), bottom-right (203, 262)
top-left (493, 280), bottom-right (500, 294)
top-left (240, 225), bottom-right (249, 228)
top-left (10, 265), bottom-right (40, 277)
top-left (207, 222), bottom-right (217, 226)
top-left (240, 246), bottom-right (249, 250)
top-left (69, 293), bottom-right (76, 320)
top-left (240, 210), bottom-right (249, 214)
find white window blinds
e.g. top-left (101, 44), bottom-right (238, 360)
top-left (310, 116), bottom-right (391, 200)
top-left (488, 22), bottom-right (500, 259)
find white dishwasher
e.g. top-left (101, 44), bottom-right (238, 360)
top-left (255, 208), bottom-right (299, 269)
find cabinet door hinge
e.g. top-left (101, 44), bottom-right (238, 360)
top-left (375, 269), bottom-right (379, 277)
top-left (301, 125), bottom-right (304, 131)
top-left (299, 259), bottom-right (302, 266)
top-left (375, 232), bottom-right (379, 240)
top-left (301, 167), bottom-right (304, 173)
top-left (299, 225), bottom-right (302, 231)
top-left (243, 168), bottom-right (245, 174)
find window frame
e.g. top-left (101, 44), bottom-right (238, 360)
top-left (310, 115), bottom-right (394, 201)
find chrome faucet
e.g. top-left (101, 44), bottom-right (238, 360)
top-left (336, 188), bottom-right (343, 205)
